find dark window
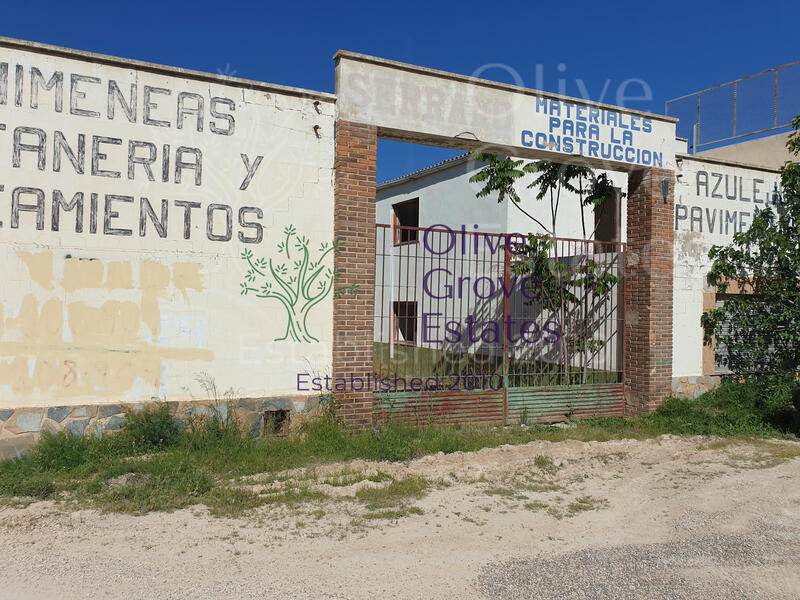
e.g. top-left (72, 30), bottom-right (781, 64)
top-left (594, 187), bottom-right (621, 244)
top-left (393, 301), bottom-right (417, 343)
top-left (393, 198), bottom-right (419, 244)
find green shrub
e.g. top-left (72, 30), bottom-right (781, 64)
top-left (302, 412), bottom-right (352, 457)
top-left (93, 454), bottom-right (214, 514)
top-left (0, 471), bottom-right (56, 499)
top-left (121, 403), bottom-right (182, 450)
top-left (650, 397), bottom-right (773, 437)
top-left (32, 431), bottom-right (92, 471)
top-left (699, 375), bottom-right (798, 434)
top-left (182, 411), bottom-right (246, 453)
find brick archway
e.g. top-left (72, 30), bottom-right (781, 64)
top-left (332, 128), bottom-right (675, 427)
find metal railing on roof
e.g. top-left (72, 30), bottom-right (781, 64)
top-left (666, 60), bottom-right (800, 153)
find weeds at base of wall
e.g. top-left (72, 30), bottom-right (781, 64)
top-left (0, 377), bottom-right (797, 519)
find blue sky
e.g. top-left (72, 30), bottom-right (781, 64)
top-left (2, 0), bottom-right (797, 181)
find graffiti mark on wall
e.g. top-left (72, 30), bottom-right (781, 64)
top-left (239, 225), bottom-right (358, 343)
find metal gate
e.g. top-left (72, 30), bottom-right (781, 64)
top-left (373, 224), bottom-right (626, 426)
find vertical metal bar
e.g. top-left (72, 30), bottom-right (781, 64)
top-left (494, 232), bottom-right (501, 416)
top-left (580, 241), bottom-right (585, 384)
top-left (468, 228), bottom-right (475, 379)
top-left (552, 238), bottom-right (560, 385)
top-left (458, 226), bottom-right (465, 392)
top-left (487, 233), bottom-right (494, 388)
top-left (503, 243), bottom-right (510, 425)
top-left (433, 229), bottom-right (442, 382)
top-left (733, 80), bottom-right (738, 137)
top-left (563, 239), bottom-right (568, 386)
top-left (774, 68), bottom-right (779, 128)
top-left (443, 227), bottom-right (452, 384)
top-left (604, 243), bottom-right (608, 382)
top-left (422, 229), bottom-right (428, 384)
top-left (601, 242), bottom-right (606, 385)
top-left (378, 225), bottom-right (386, 378)
top-left (389, 221), bottom-right (395, 361)
top-left (404, 227), bottom-right (411, 378)
top-left (476, 227), bottom-right (483, 382)
top-left (579, 240), bottom-right (585, 385)
top-left (412, 227), bottom-right (420, 380)
top-left (617, 244), bottom-right (628, 394)
top-left (694, 93), bottom-right (701, 154)
top-left (608, 246), bottom-right (614, 383)
top-left (606, 246), bottom-right (612, 383)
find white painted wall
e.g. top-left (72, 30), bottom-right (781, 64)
top-left (0, 42), bottom-right (335, 408)
top-left (672, 156), bottom-right (782, 377)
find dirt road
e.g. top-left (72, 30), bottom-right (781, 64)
top-left (2, 435), bottom-right (799, 599)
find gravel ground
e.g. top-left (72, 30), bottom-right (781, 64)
top-left (1, 435), bottom-right (800, 599)
top-left (478, 520), bottom-right (800, 599)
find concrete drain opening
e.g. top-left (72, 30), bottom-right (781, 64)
top-left (263, 409), bottom-right (290, 436)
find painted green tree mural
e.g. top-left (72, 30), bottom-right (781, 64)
top-left (240, 225), bottom-right (358, 343)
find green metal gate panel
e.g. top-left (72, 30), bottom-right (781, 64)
top-left (507, 383), bottom-right (624, 424)
top-left (374, 383), bottom-right (623, 427)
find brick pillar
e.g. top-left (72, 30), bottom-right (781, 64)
top-left (332, 120), bottom-right (377, 427)
top-left (624, 167), bottom-right (674, 415)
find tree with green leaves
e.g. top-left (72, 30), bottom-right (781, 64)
top-left (240, 225), bottom-right (359, 343)
top-left (509, 233), bottom-right (621, 384)
top-left (469, 154), bottom-right (623, 384)
top-left (701, 116), bottom-right (800, 377)
top-left (469, 153), bottom-right (621, 238)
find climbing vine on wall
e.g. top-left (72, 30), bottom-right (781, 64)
top-left (240, 225), bottom-right (359, 343)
